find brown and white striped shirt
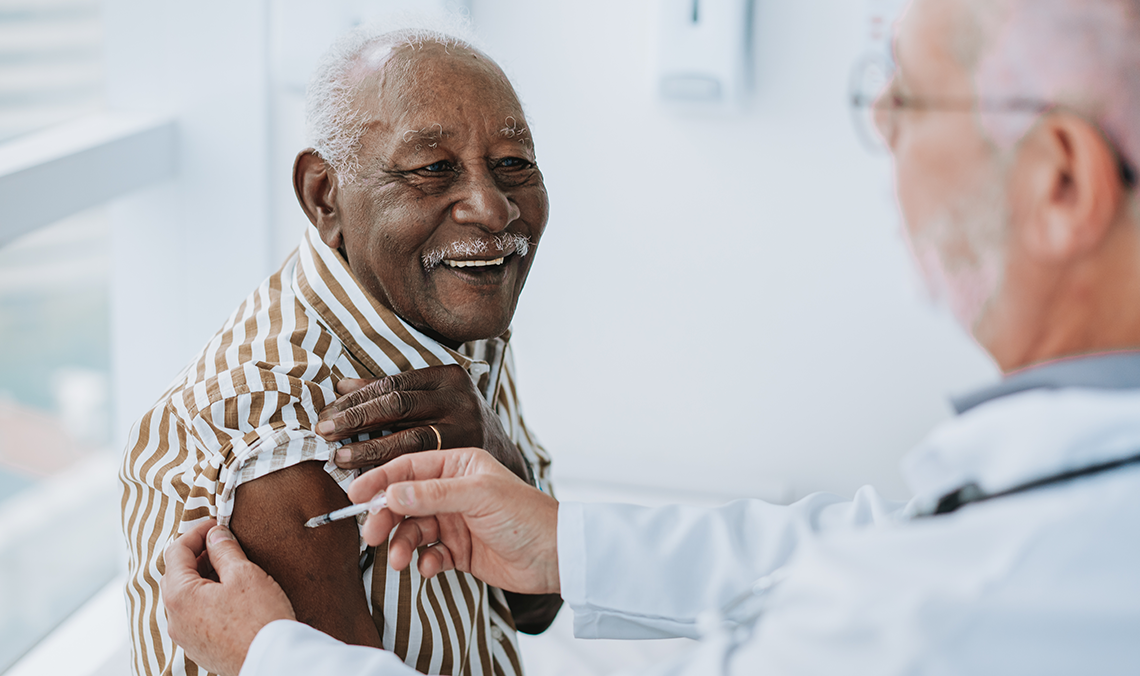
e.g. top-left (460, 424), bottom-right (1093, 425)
top-left (120, 225), bottom-right (553, 676)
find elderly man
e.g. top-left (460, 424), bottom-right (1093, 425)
top-left (160, 0), bottom-right (1140, 674)
top-left (120, 25), bottom-right (559, 676)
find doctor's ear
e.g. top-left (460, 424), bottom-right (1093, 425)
top-left (1013, 114), bottom-right (1128, 262)
top-left (293, 149), bottom-right (344, 249)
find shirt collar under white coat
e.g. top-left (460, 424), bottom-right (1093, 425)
top-left (901, 352), bottom-right (1140, 508)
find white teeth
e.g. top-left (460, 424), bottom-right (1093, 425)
top-left (443, 257), bottom-right (505, 268)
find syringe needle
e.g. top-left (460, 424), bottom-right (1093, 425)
top-left (304, 493), bottom-right (388, 529)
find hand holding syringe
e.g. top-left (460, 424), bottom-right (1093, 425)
top-left (304, 492), bottom-right (387, 529)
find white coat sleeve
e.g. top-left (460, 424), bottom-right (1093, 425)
top-left (557, 486), bottom-right (907, 641)
top-left (240, 620), bottom-right (417, 676)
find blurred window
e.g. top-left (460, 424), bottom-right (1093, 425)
top-left (0, 210), bottom-right (121, 674)
top-left (0, 212), bottom-right (121, 674)
top-left (0, 0), bottom-right (103, 143)
top-left (0, 0), bottom-right (117, 671)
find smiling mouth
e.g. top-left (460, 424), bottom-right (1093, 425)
top-left (443, 256), bottom-right (506, 269)
top-left (422, 233), bottom-right (532, 270)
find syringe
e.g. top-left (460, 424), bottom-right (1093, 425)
top-left (304, 492), bottom-right (388, 529)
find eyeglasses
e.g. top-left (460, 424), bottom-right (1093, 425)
top-left (848, 53), bottom-right (1138, 189)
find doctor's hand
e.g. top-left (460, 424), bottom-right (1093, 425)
top-left (162, 520), bottom-right (296, 676)
top-left (317, 366), bottom-right (528, 481)
top-left (349, 448), bottom-right (560, 596)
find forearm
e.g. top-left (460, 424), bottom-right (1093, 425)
top-left (559, 491), bottom-right (896, 640)
top-left (503, 591), bottom-right (563, 634)
top-left (242, 621), bottom-right (413, 676)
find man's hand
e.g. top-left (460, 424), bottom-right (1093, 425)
top-left (317, 365), bottom-right (528, 481)
top-left (162, 520), bottom-right (296, 676)
top-left (347, 448), bottom-right (560, 596)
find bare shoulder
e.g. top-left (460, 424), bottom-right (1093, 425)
top-left (230, 460), bottom-right (381, 647)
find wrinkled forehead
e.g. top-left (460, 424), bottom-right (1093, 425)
top-left (350, 41), bottom-right (530, 149)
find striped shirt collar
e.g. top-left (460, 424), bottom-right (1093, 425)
top-left (952, 351), bottom-right (1140, 415)
top-left (293, 225), bottom-right (508, 391)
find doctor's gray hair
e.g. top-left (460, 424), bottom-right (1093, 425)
top-left (304, 15), bottom-right (482, 185)
top-left (961, 0), bottom-right (1140, 183)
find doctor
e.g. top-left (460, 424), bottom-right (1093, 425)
top-left (161, 0), bottom-right (1140, 673)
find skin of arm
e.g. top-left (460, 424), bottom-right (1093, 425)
top-left (503, 590), bottom-right (562, 634)
top-left (228, 460), bottom-right (382, 648)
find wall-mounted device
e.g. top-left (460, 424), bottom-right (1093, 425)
top-left (655, 0), bottom-right (753, 109)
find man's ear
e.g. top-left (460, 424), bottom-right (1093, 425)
top-left (1014, 113), bottom-right (1126, 262)
top-left (294, 149), bottom-right (344, 249)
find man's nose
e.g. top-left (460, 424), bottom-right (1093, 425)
top-left (451, 169), bottom-right (519, 232)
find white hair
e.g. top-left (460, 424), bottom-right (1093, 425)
top-left (304, 14), bottom-right (483, 185)
top-left (968, 0), bottom-right (1140, 179)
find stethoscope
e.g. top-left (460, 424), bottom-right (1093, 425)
top-left (696, 450), bottom-right (1140, 655)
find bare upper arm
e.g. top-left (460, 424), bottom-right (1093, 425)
top-left (229, 460), bottom-right (381, 647)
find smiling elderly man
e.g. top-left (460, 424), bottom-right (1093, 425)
top-left (120, 25), bottom-right (557, 676)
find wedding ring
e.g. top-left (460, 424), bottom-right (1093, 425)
top-left (428, 424), bottom-right (442, 451)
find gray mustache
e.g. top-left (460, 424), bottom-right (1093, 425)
top-left (421, 233), bottom-right (532, 269)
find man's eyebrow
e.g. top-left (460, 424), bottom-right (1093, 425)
top-left (499, 116), bottom-right (533, 146)
top-left (400, 123), bottom-right (447, 148)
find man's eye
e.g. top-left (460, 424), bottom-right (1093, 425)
top-left (497, 157), bottom-right (533, 170)
top-left (421, 161), bottom-right (453, 173)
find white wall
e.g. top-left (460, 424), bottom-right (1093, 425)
top-left (104, 0), bottom-right (273, 441)
top-left (470, 0), bottom-right (997, 501)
